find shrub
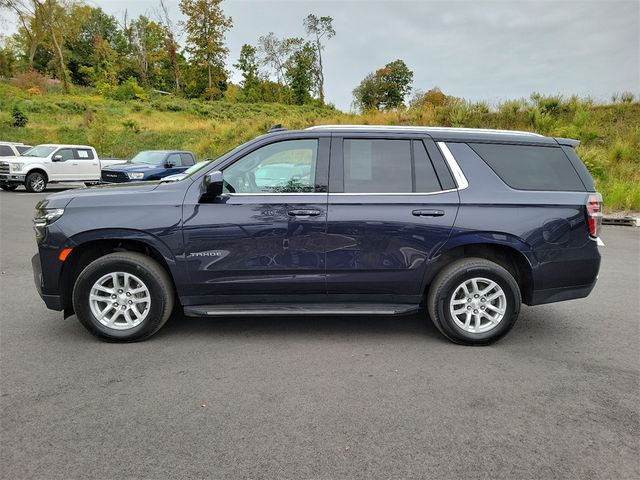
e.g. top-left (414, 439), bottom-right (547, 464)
top-left (620, 92), bottom-right (635, 104)
top-left (122, 118), bottom-right (141, 134)
top-left (100, 77), bottom-right (147, 101)
top-left (13, 70), bottom-right (47, 94)
top-left (11, 105), bottom-right (28, 127)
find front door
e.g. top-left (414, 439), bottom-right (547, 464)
top-left (182, 136), bottom-right (330, 303)
top-left (47, 148), bottom-right (76, 181)
top-left (325, 135), bottom-right (459, 299)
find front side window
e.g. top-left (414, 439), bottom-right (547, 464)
top-left (343, 139), bottom-right (412, 193)
top-left (166, 153), bottom-right (182, 167)
top-left (223, 139), bottom-right (317, 194)
top-left (55, 149), bottom-right (74, 161)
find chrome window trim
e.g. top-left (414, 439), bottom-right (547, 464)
top-left (329, 189), bottom-right (457, 197)
top-left (224, 192), bottom-right (326, 197)
top-left (437, 142), bottom-right (469, 190)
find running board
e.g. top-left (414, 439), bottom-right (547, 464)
top-left (183, 303), bottom-right (419, 317)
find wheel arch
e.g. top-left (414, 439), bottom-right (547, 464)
top-left (25, 167), bottom-right (49, 182)
top-left (59, 231), bottom-right (182, 317)
top-left (423, 236), bottom-right (535, 304)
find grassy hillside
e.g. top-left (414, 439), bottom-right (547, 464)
top-left (0, 82), bottom-right (638, 211)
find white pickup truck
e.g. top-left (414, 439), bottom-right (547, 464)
top-left (0, 144), bottom-right (125, 192)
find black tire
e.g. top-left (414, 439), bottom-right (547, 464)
top-left (25, 172), bottom-right (47, 193)
top-left (427, 257), bottom-right (521, 346)
top-left (0, 185), bottom-right (18, 191)
top-left (72, 252), bottom-right (175, 341)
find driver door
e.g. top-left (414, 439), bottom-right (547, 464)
top-left (182, 135), bottom-right (330, 302)
top-left (47, 148), bottom-right (76, 181)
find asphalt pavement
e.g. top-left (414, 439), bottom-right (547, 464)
top-left (1, 186), bottom-right (638, 479)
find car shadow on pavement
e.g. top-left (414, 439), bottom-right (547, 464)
top-left (155, 310), bottom-right (441, 341)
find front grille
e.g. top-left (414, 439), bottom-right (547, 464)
top-left (101, 170), bottom-right (129, 183)
top-left (0, 161), bottom-right (9, 175)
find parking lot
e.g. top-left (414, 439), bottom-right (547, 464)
top-left (0, 186), bottom-right (638, 479)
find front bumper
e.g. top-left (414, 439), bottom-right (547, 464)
top-left (32, 253), bottom-right (63, 310)
top-left (0, 173), bottom-right (26, 184)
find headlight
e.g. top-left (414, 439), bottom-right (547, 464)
top-left (34, 207), bottom-right (64, 227)
top-left (9, 162), bottom-right (24, 172)
top-left (127, 172), bottom-right (145, 179)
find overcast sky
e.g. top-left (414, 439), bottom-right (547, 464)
top-left (4, 0), bottom-right (639, 110)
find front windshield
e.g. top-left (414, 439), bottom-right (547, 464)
top-left (21, 146), bottom-right (56, 158)
top-left (183, 160), bottom-right (211, 176)
top-left (130, 151), bottom-right (167, 165)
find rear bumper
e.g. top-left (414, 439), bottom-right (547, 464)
top-left (527, 277), bottom-right (598, 306)
top-left (32, 253), bottom-right (63, 311)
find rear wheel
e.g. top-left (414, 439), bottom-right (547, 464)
top-left (0, 185), bottom-right (18, 191)
top-left (25, 172), bottom-right (47, 193)
top-left (72, 252), bottom-right (174, 341)
top-left (427, 258), bottom-right (521, 345)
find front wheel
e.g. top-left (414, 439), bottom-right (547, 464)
top-left (72, 252), bottom-right (175, 341)
top-left (0, 185), bottom-right (18, 191)
top-left (25, 172), bottom-right (47, 193)
top-left (427, 258), bottom-right (521, 345)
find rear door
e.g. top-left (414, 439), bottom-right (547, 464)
top-left (325, 134), bottom-right (459, 298)
top-left (73, 148), bottom-right (98, 180)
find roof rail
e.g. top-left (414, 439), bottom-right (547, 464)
top-left (305, 125), bottom-right (544, 137)
top-left (268, 124), bottom-right (287, 133)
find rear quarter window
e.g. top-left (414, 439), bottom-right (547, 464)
top-left (469, 143), bottom-right (585, 191)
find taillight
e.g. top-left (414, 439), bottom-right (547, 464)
top-left (586, 193), bottom-right (603, 238)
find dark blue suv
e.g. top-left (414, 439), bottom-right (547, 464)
top-left (31, 126), bottom-right (602, 345)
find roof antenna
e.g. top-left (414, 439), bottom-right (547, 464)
top-left (268, 124), bottom-right (286, 133)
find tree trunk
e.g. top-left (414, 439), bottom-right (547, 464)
top-left (208, 62), bottom-right (212, 89)
top-left (315, 34), bottom-right (324, 104)
top-left (49, 23), bottom-right (69, 93)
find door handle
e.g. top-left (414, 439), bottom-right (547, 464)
top-left (71, 162), bottom-right (79, 165)
top-left (412, 209), bottom-right (445, 217)
top-left (288, 209), bottom-right (321, 217)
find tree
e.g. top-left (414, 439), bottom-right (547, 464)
top-left (158, 0), bottom-right (181, 92)
top-left (42, 0), bottom-right (71, 93)
top-left (233, 43), bottom-right (260, 102)
top-left (4, 0), bottom-right (46, 68)
top-left (257, 32), bottom-right (302, 86)
top-left (126, 15), bottom-right (166, 87)
top-left (303, 14), bottom-right (334, 104)
top-left (179, 0), bottom-right (232, 96)
top-left (285, 42), bottom-right (317, 105)
top-left (353, 59), bottom-right (413, 111)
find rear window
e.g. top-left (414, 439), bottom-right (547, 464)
top-left (469, 143), bottom-right (585, 191)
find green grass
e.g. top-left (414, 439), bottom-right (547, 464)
top-left (1, 82), bottom-right (638, 211)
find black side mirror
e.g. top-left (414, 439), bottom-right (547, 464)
top-left (52, 154), bottom-right (63, 162)
top-left (165, 161), bottom-right (175, 168)
top-left (203, 170), bottom-right (224, 198)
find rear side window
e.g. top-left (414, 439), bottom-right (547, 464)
top-left (75, 148), bottom-right (94, 160)
top-left (469, 143), bottom-right (585, 191)
top-left (343, 139), bottom-right (412, 193)
top-left (0, 145), bottom-right (13, 156)
top-left (413, 140), bottom-right (442, 193)
top-left (16, 146), bottom-right (30, 154)
top-left (180, 153), bottom-right (195, 166)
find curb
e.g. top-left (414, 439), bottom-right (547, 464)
top-left (602, 216), bottom-right (640, 227)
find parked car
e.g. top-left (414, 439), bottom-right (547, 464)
top-left (100, 150), bottom-right (196, 183)
top-left (0, 141), bottom-right (32, 157)
top-left (0, 144), bottom-right (125, 192)
top-left (161, 159), bottom-right (213, 182)
top-left (32, 125), bottom-right (602, 345)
